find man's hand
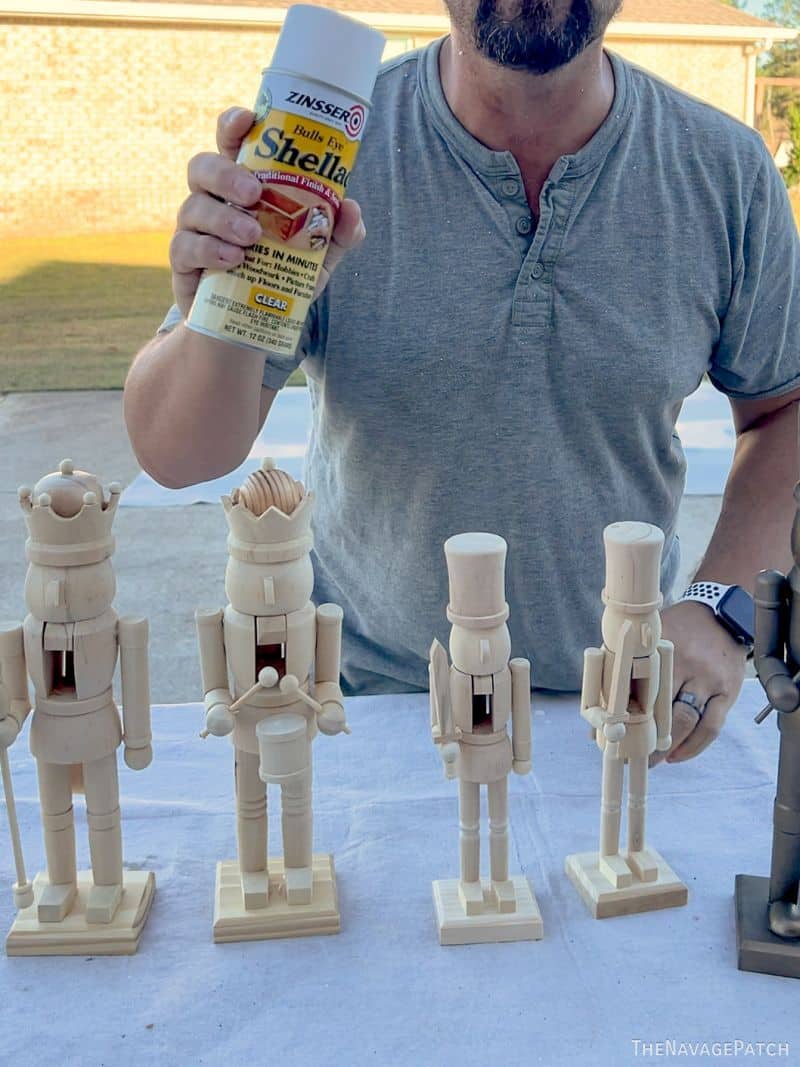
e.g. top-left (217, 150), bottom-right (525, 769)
top-left (655, 601), bottom-right (747, 764)
top-left (170, 107), bottom-right (366, 316)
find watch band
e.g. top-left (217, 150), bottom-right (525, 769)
top-left (679, 581), bottom-right (754, 650)
top-left (680, 581), bottom-right (731, 609)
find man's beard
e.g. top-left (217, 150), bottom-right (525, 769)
top-left (472, 0), bottom-right (615, 74)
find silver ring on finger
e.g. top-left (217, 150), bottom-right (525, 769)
top-left (675, 690), bottom-right (706, 718)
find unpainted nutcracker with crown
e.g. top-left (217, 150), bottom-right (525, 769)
top-left (196, 459), bottom-right (348, 943)
top-left (1, 460), bottom-right (154, 956)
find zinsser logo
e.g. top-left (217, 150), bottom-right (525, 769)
top-left (285, 91), bottom-right (364, 137)
top-left (345, 103), bottom-right (366, 139)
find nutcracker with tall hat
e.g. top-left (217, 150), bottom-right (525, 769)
top-left (2, 460), bottom-right (154, 955)
top-left (736, 483), bottom-right (800, 978)
top-left (429, 532), bottom-right (542, 945)
top-left (196, 459), bottom-right (347, 942)
top-left (565, 521), bottom-right (687, 918)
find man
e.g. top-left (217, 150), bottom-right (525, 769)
top-left (124, 0), bottom-right (800, 764)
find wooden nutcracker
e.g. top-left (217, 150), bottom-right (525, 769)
top-left (565, 521), bottom-right (688, 918)
top-left (736, 484), bottom-right (800, 978)
top-left (2, 460), bottom-right (154, 956)
top-left (196, 459), bottom-right (347, 942)
top-left (429, 532), bottom-right (542, 945)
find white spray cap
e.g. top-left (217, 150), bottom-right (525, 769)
top-left (270, 4), bottom-right (386, 104)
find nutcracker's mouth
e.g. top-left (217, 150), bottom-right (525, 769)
top-left (256, 641), bottom-right (286, 681)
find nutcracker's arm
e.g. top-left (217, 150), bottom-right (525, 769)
top-left (654, 638), bottom-right (674, 751)
top-left (0, 623), bottom-right (30, 736)
top-left (314, 603), bottom-right (347, 735)
top-left (118, 617), bottom-right (152, 766)
top-left (509, 658), bottom-right (532, 771)
top-left (580, 646), bottom-right (606, 730)
top-left (606, 622), bottom-right (635, 718)
top-left (313, 603), bottom-right (344, 706)
top-left (429, 639), bottom-right (456, 743)
top-left (195, 608), bottom-right (233, 712)
top-left (754, 570), bottom-right (800, 712)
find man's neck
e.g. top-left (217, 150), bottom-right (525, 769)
top-left (439, 31), bottom-right (615, 206)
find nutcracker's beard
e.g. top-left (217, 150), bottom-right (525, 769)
top-left (464, 0), bottom-right (620, 73)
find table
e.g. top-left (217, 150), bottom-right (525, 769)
top-left (1, 681), bottom-right (797, 1066)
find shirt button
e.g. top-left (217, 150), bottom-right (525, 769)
top-left (501, 178), bottom-right (520, 197)
top-left (531, 262), bottom-right (544, 279)
top-left (516, 216), bottom-right (532, 236)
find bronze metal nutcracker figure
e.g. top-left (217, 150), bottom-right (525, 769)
top-left (737, 484), bottom-right (800, 978)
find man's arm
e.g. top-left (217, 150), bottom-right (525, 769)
top-left (124, 106), bottom-right (363, 489)
top-left (694, 391), bottom-right (800, 588)
top-left (659, 388), bottom-right (800, 763)
top-left (124, 324), bottom-right (274, 488)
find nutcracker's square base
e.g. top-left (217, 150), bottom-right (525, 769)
top-left (735, 874), bottom-right (800, 979)
top-left (432, 876), bottom-right (543, 945)
top-left (5, 869), bottom-right (155, 956)
top-left (565, 850), bottom-right (687, 919)
top-left (212, 855), bottom-right (340, 943)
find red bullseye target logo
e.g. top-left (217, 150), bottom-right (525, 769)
top-left (345, 103), bottom-right (366, 139)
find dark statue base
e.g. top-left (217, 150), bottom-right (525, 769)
top-left (735, 874), bottom-right (800, 979)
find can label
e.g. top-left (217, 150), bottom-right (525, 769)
top-left (187, 71), bottom-right (366, 355)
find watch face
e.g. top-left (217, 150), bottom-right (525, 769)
top-left (718, 585), bottom-right (755, 644)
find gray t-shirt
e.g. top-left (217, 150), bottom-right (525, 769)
top-left (163, 41), bottom-right (800, 695)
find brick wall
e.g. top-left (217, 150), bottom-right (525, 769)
top-left (610, 37), bottom-right (750, 124)
top-left (0, 17), bottom-right (752, 238)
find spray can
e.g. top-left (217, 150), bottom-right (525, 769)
top-left (186, 5), bottom-right (385, 357)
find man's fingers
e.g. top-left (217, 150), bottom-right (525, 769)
top-left (668, 694), bottom-right (730, 763)
top-left (170, 230), bottom-right (245, 276)
top-left (312, 199), bottom-right (365, 300)
top-left (177, 192), bottom-right (262, 248)
top-left (651, 695), bottom-right (702, 766)
top-left (169, 231), bottom-right (246, 316)
top-left (187, 152), bottom-right (262, 207)
top-left (330, 198), bottom-right (366, 252)
top-left (216, 107), bottom-right (256, 160)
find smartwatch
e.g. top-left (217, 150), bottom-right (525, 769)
top-left (679, 582), bottom-right (755, 651)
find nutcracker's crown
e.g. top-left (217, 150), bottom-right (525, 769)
top-left (222, 459), bottom-right (313, 563)
top-left (18, 459), bottom-right (119, 567)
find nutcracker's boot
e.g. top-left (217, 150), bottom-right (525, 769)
top-left (281, 755), bottom-right (313, 905)
top-left (84, 753), bottom-right (124, 923)
top-left (488, 777), bottom-right (516, 913)
top-left (36, 761), bottom-right (77, 922)
top-left (598, 748), bottom-right (632, 888)
top-left (626, 755), bottom-right (658, 883)
top-left (768, 713), bottom-right (800, 938)
top-left (458, 778), bottom-right (483, 915)
top-left (235, 749), bottom-right (269, 910)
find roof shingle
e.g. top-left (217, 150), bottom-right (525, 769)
top-left (115, 0), bottom-right (786, 30)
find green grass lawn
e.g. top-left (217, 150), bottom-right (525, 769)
top-left (2, 199), bottom-right (800, 393)
top-left (0, 232), bottom-right (305, 392)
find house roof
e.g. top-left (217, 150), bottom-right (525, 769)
top-left (11, 0), bottom-right (794, 39)
top-left (616, 0), bottom-right (782, 29)
top-left (105, 0), bottom-right (787, 27)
